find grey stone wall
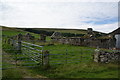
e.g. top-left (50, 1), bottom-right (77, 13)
top-left (93, 49), bottom-right (120, 63)
top-left (40, 34), bottom-right (46, 42)
top-left (52, 37), bottom-right (116, 49)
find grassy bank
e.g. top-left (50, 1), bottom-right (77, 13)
top-left (2, 43), bottom-right (119, 78)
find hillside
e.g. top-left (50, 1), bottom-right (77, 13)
top-left (23, 28), bottom-right (106, 34)
top-left (1, 26), bottom-right (40, 38)
top-left (18, 28), bottom-right (106, 37)
top-left (1, 25), bottom-right (106, 35)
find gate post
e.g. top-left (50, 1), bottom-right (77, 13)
top-left (43, 50), bottom-right (49, 69)
top-left (17, 33), bottom-right (22, 54)
top-left (93, 47), bottom-right (100, 62)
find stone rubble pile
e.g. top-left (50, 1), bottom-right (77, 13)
top-left (93, 50), bottom-right (120, 63)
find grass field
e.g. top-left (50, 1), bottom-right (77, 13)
top-left (2, 43), bottom-right (119, 78)
top-left (2, 26), bottom-right (51, 41)
top-left (29, 44), bottom-right (119, 78)
top-left (32, 28), bottom-right (106, 35)
top-left (1, 26), bottom-right (120, 79)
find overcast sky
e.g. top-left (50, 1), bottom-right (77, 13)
top-left (0, 0), bottom-right (119, 33)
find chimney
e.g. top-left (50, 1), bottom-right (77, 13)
top-left (87, 28), bottom-right (93, 34)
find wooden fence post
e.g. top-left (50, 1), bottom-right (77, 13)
top-left (17, 33), bottom-right (22, 54)
top-left (43, 50), bottom-right (49, 69)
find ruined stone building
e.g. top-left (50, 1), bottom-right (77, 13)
top-left (111, 27), bottom-right (120, 49)
top-left (51, 28), bottom-right (118, 49)
top-left (21, 33), bottom-right (34, 41)
top-left (51, 32), bottom-right (62, 39)
top-left (40, 34), bottom-right (46, 42)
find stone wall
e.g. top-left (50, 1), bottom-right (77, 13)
top-left (53, 37), bottom-right (82, 46)
top-left (40, 34), bottom-right (46, 42)
top-left (93, 49), bottom-right (120, 63)
top-left (22, 33), bottom-right (35, 41)
top-left (50, 28), bottom-right (117, 49)
top-left (52, 37), bottom-right (116, 49)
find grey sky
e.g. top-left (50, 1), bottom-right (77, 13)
top-left (0, 0), bottom-right (119, 33)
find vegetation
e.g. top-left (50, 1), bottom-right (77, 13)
top-left (21, 28), bottom-right (106, 37)
top-left (2, 26), bottom-right (51, 41)
top-left (3, 41), bottom-right (119, 78)
top-left (1, 26), bottom-right (119, 79)
top-left (30, 62), bottom-right (119, 78)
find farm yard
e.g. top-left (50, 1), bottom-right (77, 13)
top-left (1, 26), bottom-right (120, 79)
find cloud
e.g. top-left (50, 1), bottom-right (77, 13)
top-left (89, 22), bottom-right (118, 33)
top-left (0, 1), bottom-right (118, 33)
top-left (83, 17), bottom-right (118, 25)
top-left (2, 0), bottom-right (119, 2)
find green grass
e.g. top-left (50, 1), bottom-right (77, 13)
top-left (2, 30), bottom-right (26, 37)
top-left (2, 42), bottom-right (119, 78)
top-left (2, 37), bottom-right (119, 78)
top-left (2, 27), bottom-right (27, 37)
top-left (43, 44), bottom-right (94, 64)
top-left (32, 28), bottom-right (106, 35)
top-left (34, 44), bottom-right (119, 78)
top-left (2, 69), bottom-right (23, 79)
top-left (2, 27), bottom-right (119, 78)
top-left (2, 51), bottom-right (43, 79)
top-left (26, 61), bottom-right (119, 78)
top-left (2, 50), bottom-right (23, 79)
top-left (2, 27), bottom-right (51, 41)
top-left (2, 28), bottom-right (39, 39)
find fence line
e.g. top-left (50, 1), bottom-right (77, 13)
top-left (2, 34), bottom-right (103, 70)
top-left (22, 41), bottom-right (43, 47)
top-left (22, 45), bottom-right (42, 52)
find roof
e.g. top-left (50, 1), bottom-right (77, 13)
top-left (109, 27), bottom-right (120, 35)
